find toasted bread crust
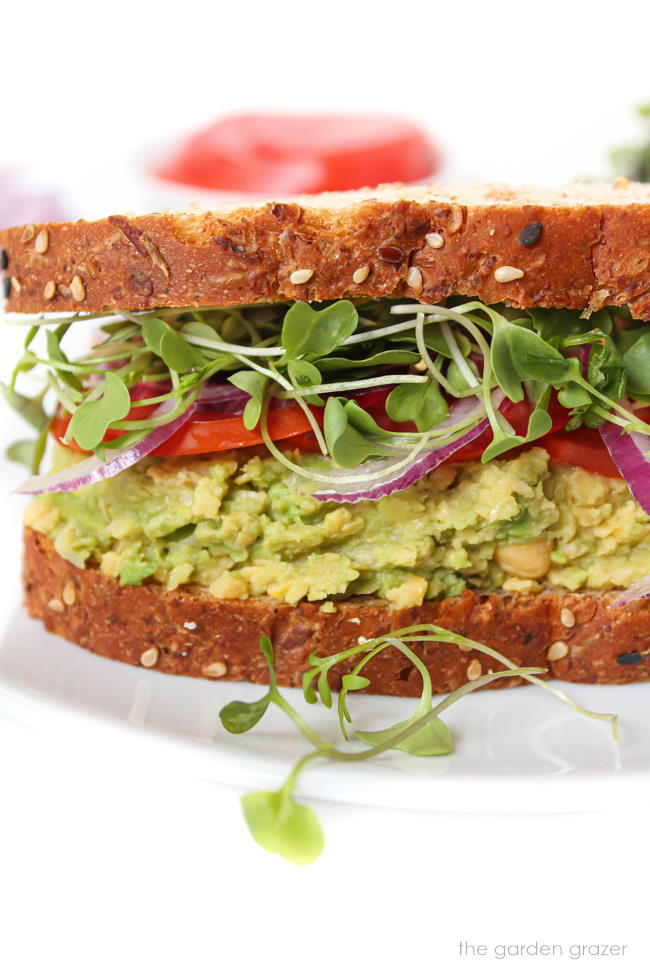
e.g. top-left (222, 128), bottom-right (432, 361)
top-left (3, 181), bottom-right (650, 318)
top-left (23, 528), bottom-right (650, 694)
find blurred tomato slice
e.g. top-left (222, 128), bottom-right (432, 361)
top-left (154, 114), bottom-right (439, 194)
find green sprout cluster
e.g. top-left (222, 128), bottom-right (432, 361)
top-left (4, 299), bottom-right (650, 482)
top-left (219, 626), bottom-right (619, 865)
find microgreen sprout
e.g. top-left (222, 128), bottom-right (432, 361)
top-left (4, 297), bottom-right (650, 495)
top-left (220, 625), bottom-right (619, 865)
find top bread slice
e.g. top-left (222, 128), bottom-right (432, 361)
top-left (2, 180), bottom-right (650, 317)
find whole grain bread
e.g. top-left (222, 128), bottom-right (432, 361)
top-left (24, 528), bottom-right (650, 694)
top-left (3, 180), bottom-right (650, 318)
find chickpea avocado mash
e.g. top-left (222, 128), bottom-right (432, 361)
top-left (25, 445), bottom-right (650, 608)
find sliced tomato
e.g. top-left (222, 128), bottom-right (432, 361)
top-left (541, 406), bottom-right (650, 478)
top-left (51, 401), bottom-right (322, 455)
top-left (281, 389), bottom-right (417, 453)
top-left (539, 428), bottom-right (621, 478)
top-left (155, 401), bottom-right (323, 455)
top-left (51, 388), bottom-right (396, 457)
top-left (50, 389), bottom-right (567, 460)
top-left (154, 114), bottom-right (439, 195)
top-left (445, 395), bottom-right (570, 463)
top-left (51, 382), bottom-right (642, 482)
top-left (153, 388), bottom-right (405, 456)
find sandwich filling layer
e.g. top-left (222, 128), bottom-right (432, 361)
top-left (9, 291), bottom-right (650, 610)
top-left (25, 445), bottom-right (650, 608)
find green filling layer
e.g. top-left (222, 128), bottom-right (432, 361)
top-left (26, 445), bottom-right (650, 608)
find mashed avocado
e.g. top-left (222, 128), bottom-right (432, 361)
top-left (25, 445), bottom-right (650, 608)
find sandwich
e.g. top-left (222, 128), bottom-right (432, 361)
top-left (2, 181), bottom-right (650, 696)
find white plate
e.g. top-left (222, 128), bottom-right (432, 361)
top-left (0, 409), bottom-right (649, 815)
top-left (1, 587), bottom-right (649, 814)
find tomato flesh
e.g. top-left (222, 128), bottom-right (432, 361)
top-left (539, 428), bottom-right (621, 478)
top-left (155, 401), bottom-right (323, 455)
top-left (445, 395), bottom-right (570, 463)
top-left (539, 407), bottom-right (650, 479)
top-left (154, 114), bottom-right (439, 194)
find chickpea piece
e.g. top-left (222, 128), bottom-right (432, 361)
top-left (494, 538), bottom-right (553, 580)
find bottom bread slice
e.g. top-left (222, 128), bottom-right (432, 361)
top-left (23, 528), bottom-right (650, 695)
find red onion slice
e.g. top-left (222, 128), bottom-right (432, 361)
top-left (15, 397), bottom-right (198, 495)
top-left (600, 418), bottom-right (650, 604)
top-left (611, 573), bottom-right (650, 606)
top-left (599, 420), bottom-right (650, 516)
top-left (128, 380), bottom-right (250, 412)
top-left (15, 381), bottom-right (250, 496)
top-left (312, 395), bottom-right (492, 503)
top-left (197, 383), bottom-right (249, 410)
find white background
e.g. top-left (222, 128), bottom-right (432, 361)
top-left (1, 1), bottom-right (650, 972)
